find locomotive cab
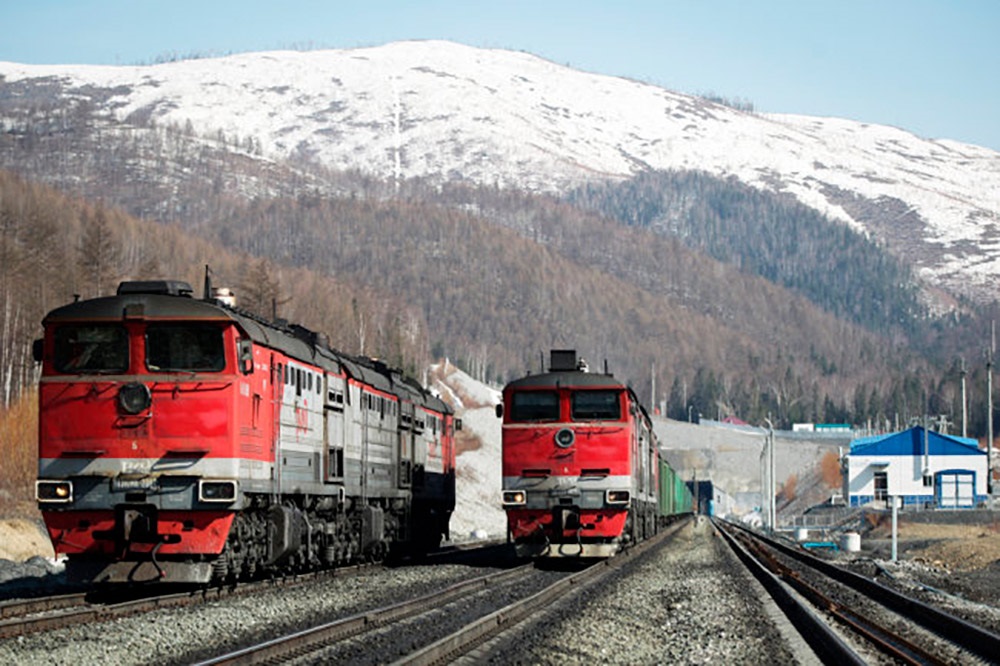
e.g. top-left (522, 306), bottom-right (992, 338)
top-left (499, 350), bottom-right (648, 558)
top-left (35, 281), bottom-right (252, 584)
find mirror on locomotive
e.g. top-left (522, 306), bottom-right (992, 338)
top-left (32, 338), bottom-right (44, 363)
top-left (238, 339), bottom-right (253, 374)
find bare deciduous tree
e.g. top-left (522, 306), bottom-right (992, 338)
top-left (78, 206), bottom-right (120, 298)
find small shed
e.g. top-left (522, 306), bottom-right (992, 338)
top-left (686, 479), bottom-right (735, 517)
top-left (846, 426), bottom-right (987, 509)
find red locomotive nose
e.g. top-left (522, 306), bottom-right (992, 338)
top-left (500, 350), bottom-right (692, 559)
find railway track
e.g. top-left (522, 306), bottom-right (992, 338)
top-left (0, 586), bottom-right (239, 640)
top-left (195, 519), bottom-right (691, 665)
top-left (0, 537), bottom-right (512, 642)
top-left (0, 562), bottom-right (375, 640)
top-left (0, 591), bottom-right (91, 636)
top-left (715, 519), bottom-right (1000, 665)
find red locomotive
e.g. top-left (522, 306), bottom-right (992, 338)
top-left (34, 278), bottom-right (456, 584)
top-left (499, 350), bottom-right (689, 557)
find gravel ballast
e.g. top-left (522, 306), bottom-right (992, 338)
top-left (0, 563), bottom-right (499, 665)
top-left (470, 518), bottom-right (805, 664)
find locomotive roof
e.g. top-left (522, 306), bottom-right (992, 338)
top-left (43, 285), bottom-right (449, 415)
top-left (44, 292), bottom-right (233, 324)
top-left (505, 370), bottom-right (627, 390)
top-left (505, 369), bottom-right (652, 421)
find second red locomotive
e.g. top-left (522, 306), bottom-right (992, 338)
top-left (34, 277), bottom-right (456, 584)
top-left (499, 350), bottom-right (690, 557)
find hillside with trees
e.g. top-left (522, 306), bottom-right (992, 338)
top-left (0, 86), bottom-right (990, 434)
top-left (567, 171), bottom-right (927, 338)
top-left (0, 171), bottom-right (431, 404)
top-left (1, 164), bottom-right (963, 436)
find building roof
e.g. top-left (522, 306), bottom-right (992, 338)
top-left (849, 426), bottom-right (983, 457)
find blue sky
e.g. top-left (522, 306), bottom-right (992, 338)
top-left (3, 0), bottom-right (998, 150)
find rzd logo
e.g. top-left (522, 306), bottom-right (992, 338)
top-left (295, 404), bottom-right (310, 432)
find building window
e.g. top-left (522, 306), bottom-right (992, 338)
top-left (873, 471), bottom-right (888, 501)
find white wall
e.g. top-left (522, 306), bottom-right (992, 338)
top-left (848, 454), bottom-right (987, 506)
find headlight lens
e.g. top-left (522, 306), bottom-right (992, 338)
top-left (118, 382), bottom-right (151, 414)
top-left (502, 490), bottom-right (527, 506)
top-left (37, 480), bottom-right (73, 503)
top-left (199, 479), bottom-right (238, 502)
top-left (606, 490), bottom-right (631, 505)
top-left (554, 428), bottom-right (576, 448)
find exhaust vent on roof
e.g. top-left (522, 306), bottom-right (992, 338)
top-left (116, 280), bottom-right (194, 297)
top-left (549, 349), bottom-right (578, 372)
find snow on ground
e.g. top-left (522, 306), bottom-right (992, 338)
top-left (429, 359), bottom-right (501, 410)
top-left (429, 360), bottom-right (506, 542)
top-left (0, 519), bottom-right (53, 562)
top-left (449, 405), bottom-right (506, 541)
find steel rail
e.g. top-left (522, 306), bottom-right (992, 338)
top-left (730, 526), bottom-right (948, 665)
top-left (724, 519), bottom-right (1000, 664)
top-left (0, 560), bottom-right (373, 639)
top-left (392, 517), bottom-right (693, 666)
top-left (714, 520), bottom-right (867, 665)
top-left (0, 587), bottom-right (217, 639)
top-left (193, 562), bottom-right (537, 665)
top-left (0, 591), bottom-right (89, 621)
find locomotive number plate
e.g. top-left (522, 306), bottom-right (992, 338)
top-left (112, 476), bottom-right (159, 491)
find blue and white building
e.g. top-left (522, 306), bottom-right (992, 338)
top-left (846, 426), bottom-right (988, 509)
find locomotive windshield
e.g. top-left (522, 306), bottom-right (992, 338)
top-left (571, 390), bottom-right (622, 420)
top-left (146, 324), bottom-right (225, 372)
top-left (510, 391), bottom-right (559, 422)
top-left (54, 324), bottom-right (128, 373)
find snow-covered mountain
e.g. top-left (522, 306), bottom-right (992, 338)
top-left (2, 40), bottom-right (999, 299)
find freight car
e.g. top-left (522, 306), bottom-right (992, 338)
top-left (659, 457), bottom-right (693, 518)
top-left (498, 350), bottom-right (691, 557)
top-left (33, 278), bottom-right (456, 584)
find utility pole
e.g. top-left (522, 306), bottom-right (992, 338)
top-left (961, 357), bottom-right (968, 438)
top-left (651, 362), bottom-right (656, 415)
top-left (692, 470), bottom-right (699, 516)
top-left (989, 322), bottom-right (995, 494)
top-left (759, 447), bottom-right (765, 526)
top-left (764, 415), bottom-right (775, 534)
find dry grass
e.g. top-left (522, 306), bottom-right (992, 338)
top-left (820, 450), bottom-right (843, 488)
top-left (778, 474), bottom-right (798, 502)
top-left (875, 522), bottom-right (1000, 572)
top-left (455, 428), bottom-right (483, 456)
top-left (0, 390), bottom-right (38, 519)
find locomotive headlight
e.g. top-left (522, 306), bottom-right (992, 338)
top-left (198, 479), bottom-right (238, 503)
top-left (502, 490), bottom-right (527, 506)
top-left (37, 480), bottom-right (73, 503)
top-left (606, 490), bottom-right (631, 505)
top-left (554, 428), bottom-right (576, 448)
top-left (118, 382), bottom-right (151, 414)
